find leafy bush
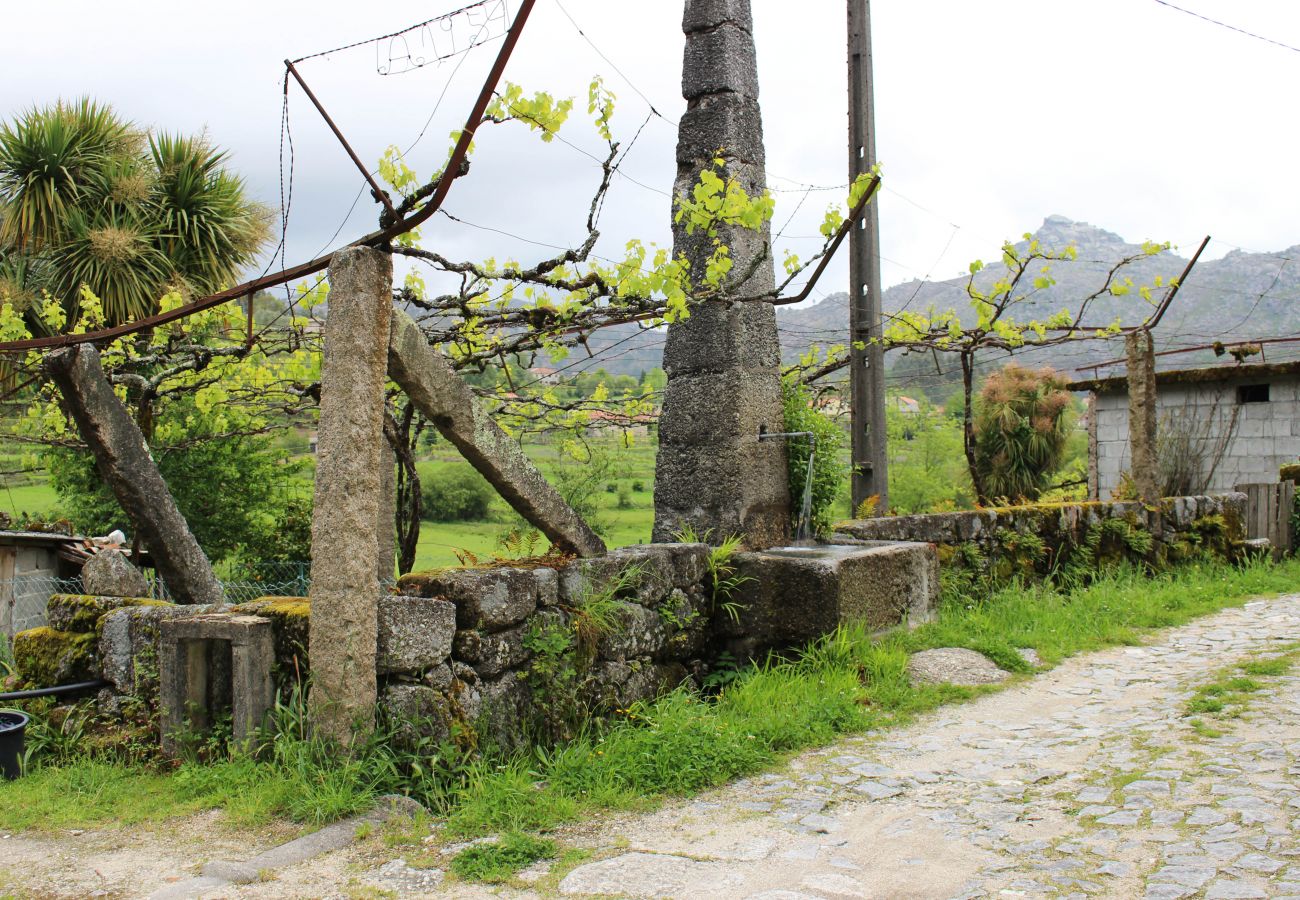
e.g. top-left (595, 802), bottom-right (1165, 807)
top-left (780, 376), bottom-right (847, 537)
top-left (45, 403), bottom-right (304, 563)
top-left (421, 464), bottom-right (494, 522)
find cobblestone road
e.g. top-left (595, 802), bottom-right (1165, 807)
top-left (419, 593), bottom-right (1300, 899)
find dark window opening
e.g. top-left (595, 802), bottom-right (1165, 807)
top-left (1237, 383), bottom-right (1270, 404)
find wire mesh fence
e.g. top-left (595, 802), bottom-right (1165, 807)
top-left (2, 561), bottom-right (314, 637)
top-left (3, 574), bottom-right (83, 636)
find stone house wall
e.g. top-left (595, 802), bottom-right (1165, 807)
top-left (1085, 372), bottom-right (1300, 500)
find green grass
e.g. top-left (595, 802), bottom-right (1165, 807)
top-left (1184, 644), bottom-right (1299, 723)
top-left (0, 481), bottom-right (59, 520)
top-left (4, 557), bottom-right (1298, 839)
top-left (449, 832), bottom-right (557, 883)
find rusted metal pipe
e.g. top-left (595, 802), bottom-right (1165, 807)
top-left (284, 58), bottom-right (398, 220)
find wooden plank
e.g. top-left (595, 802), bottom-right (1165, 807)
top-left (0, 548), bottom-right (15, 638)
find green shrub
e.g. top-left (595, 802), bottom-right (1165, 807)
top-left (972, 364), bottom-right (1073, 503)
top-left (421, 464), bottom-right (494, 522)
top-left (780, 376), bottom-right (847, 537)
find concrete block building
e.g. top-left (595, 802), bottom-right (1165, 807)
top-left (1069, 361), bottom-right (1300, 499)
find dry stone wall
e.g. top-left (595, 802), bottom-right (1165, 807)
top-left (834, 493), bottom-right (1251, 584)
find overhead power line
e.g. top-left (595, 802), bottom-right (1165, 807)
top-left (1152, 0), bottom-right (1300, 54)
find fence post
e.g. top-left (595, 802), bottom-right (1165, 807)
top-left (1236, 482), bottom-right (1295, 560)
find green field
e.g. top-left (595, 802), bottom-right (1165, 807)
top-left (1, 436), bottom-right (659, 572)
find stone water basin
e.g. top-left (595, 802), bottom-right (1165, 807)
top-left (719, 540), bottom-right (939, 658)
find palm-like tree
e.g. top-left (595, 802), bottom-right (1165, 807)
top-left (0, 99), bottom-right (269, 330)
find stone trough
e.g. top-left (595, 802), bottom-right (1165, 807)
top-left (718, 540), bottom-right (939, 659)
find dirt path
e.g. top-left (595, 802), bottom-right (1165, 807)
top-left (7, 593), bottom-right (1300, 899)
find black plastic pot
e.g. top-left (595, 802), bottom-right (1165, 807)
top-left (0, 709), bottom-right (29, 779)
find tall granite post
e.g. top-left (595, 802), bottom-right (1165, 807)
top-left (308, 246), bottom-right (392, 744)
top-left (44, 344), bottom-right (222, 605)
top-left (1126, 329), bottom-right (1159, 505)
top-left (652, 0), bottom-right (790, 548)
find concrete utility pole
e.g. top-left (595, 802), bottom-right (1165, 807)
top-left (848, 0), bottom-right (889, 514)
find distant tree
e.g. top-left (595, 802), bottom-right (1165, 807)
top-left (971, 364), bottom-right (1073, 503)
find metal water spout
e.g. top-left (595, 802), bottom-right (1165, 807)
top-left (759, 428), bottom-right (816, 543)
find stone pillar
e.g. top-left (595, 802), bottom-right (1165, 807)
top-left (652, 0), bottom-right (790, 548)
top-left (308, 246), bottom-right (393, 744)
top-left (44, 344), bottom-right (221, 605)
top-left (378, 439), bottom-right (396, 583)
top-left (1126, 330), bottom-right (1159, 505)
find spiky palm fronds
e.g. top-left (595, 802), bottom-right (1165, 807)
top-left (149, 133), bottom-right (269, 295)
top-left (973, 364), bottom-right (1073, 503)
top-left (0, 98), bottom-right (136, 252)
top-left (0, 101), bottom-right (271, 329)
top-left (46, 206), bottom-right (171, 326)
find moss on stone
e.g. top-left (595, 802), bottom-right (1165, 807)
top-left (46, 594), bottom-right (168, 634)
top-left (1280, 463), bottom-right (1300, 484)
top-left (233, 597), bottom-right (310, 683)
top-left (12, 626), bottom-right (98, 687)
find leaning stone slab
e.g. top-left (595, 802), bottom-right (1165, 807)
top-left (81, 549), bottom-right (150, 598)
top-left (388, 309), bottom-right (605, 558)
top-left (44, 344), bottom-right (222, 606)
top-left (906, 648), bottom-right (1011, 686)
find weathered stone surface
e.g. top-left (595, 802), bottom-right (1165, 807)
top-left (46, 593), bottom-right (164, 633)
top-left (726, 542), bottom-right (939, 657)
top-left (682, 23), bottom-right (759, 100)
top-left (377, 596), bottom-right (455, 674)
top-left (558, 852), bottom-right (742, 897)
top-left (380, 682), bottom-right (454, 745)
top-left (478, 671), bottom-right (532, 750)
top-left (44, 344), bottom-right (221, 606)
top-left (682, 0), bottom-right (753, 33)
top-left (676, 94), bottom-right (766, 167)
top-left (81, 550), bottom-right (150, 598)
top-left (586, 659), bottom-right (690, 711)
top-left (654, 0), bottom-right (788, 550)
top-left (13, 626), bottom-right (98, 686)
top-left (558, 544), bottom-right (709, 608)
top-left (231, 597), bottom-right (310, 676)
top-left (456, 624), bottom-right (530, 678)
top-left (1127, 330), bottom-right (1160, 505)
top-left (906, 648), bottom-right (1010, 686)
top-left (833, 493), bottom-right (1249, 580)
top-left (308, 245), bottom-right (393, 743)
top-left (402, 566), bottom-right (541, 631)
top-left (99, 602), bottom-right (221, 696)
top-left (595, 602), bottom-right (670, 661)
top-left (159, 614), bottom-right (275, 756)
top-left (388, 309), bottom-right (605, 558)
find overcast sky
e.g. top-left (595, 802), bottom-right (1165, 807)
top-left (4, 0), bottom-right (1299, 308)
